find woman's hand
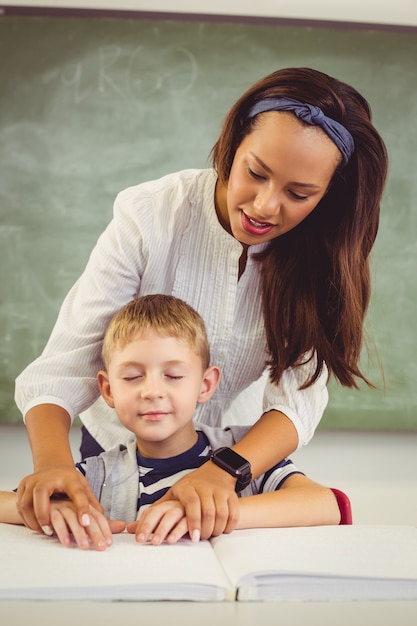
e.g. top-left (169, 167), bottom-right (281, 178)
top-left (19, 406), bottom-right (104, 534)
top-left (154, 461), bottom-right (240, 541)
top-left (16, 466), bottom-right (103, 535)
top-left (48, 500), bottom-right (125, 550)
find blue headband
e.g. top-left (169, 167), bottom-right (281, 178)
top-left (248, 97), bottom-right (354, 166)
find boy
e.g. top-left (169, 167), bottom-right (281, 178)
top-left (0, 295), bottom-right (340, 549)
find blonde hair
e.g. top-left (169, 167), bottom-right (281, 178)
top-left (101, 294), bottom-right (210, 370)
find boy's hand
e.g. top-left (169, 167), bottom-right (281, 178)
top-left (48, 500), bottom-right (125, 550)
top-left (16, 466), bottom-right (103, 534)
top-left (127, 500), bottom-right (189, 545)
top-left (155, 462), bottom-right (240, 540)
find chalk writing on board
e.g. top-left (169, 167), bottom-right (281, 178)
top-left (60, 45), bottom-right (198, 104)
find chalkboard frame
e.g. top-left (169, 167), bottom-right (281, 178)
top-left (1, 4), bottom-right (417, 33)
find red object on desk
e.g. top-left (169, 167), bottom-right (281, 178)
top-left (330, 488), bottom-right (353, 525)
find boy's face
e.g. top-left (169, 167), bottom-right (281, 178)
top-left (98, 331), bottom-right (219, 458)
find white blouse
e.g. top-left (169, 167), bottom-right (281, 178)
top-left (15, 169), bottom-right (328, 451)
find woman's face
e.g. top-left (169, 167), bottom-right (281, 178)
top-left (216, 111), bottom-right (341, 247)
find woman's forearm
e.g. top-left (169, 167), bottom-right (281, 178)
top-left (231, 410), bottom-right (299, 478)
top-left (25, 404), bottom-right (74, 470)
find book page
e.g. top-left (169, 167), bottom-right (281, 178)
top-left (0, 523), bottom-right (233, 601)
top-left (211, 526), bottom-right (417, 588)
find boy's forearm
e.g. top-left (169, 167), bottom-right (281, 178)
top-left (25, 404), bottom-right (75, 470)
top-left (231, 410), bottom-right (298, 477)
top-left (237, 483), bottom-right (341, 529)
top-left (0, 491), bottom-right (23, 525)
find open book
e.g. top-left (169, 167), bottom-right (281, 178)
top-left (1, 523), bottom-right (417, 601)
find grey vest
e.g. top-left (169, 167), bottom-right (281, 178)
top-left (83, 424), bottom-right (253, 522)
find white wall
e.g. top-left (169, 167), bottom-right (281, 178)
top-left (3, 0), bottom-right (417, 27)
top-left (1, 425), bottom-right (416, 525)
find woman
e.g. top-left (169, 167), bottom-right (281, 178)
top-left (14, 67), bottom-right (388, 540)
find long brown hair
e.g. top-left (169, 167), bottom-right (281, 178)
top-left (211, 67), bottom-right (388, 389)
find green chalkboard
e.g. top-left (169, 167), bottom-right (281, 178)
top-left (0, 13), bottom-right (416, 429)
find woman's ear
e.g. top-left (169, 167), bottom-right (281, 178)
top-left (197, 365), bottom-right (221, 405)
top-left (97, 370), bottom-right (115, 408)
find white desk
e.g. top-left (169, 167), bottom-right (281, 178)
top-left (2, 427), bottom-right (416, 625)
top-left (1, 600), bottom-right (417, 626)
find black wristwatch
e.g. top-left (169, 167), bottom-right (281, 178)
top-left (210, 447), bottom-right (252, 492)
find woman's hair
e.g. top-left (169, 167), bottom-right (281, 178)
top-left (212, 67), bottom-right (388, 389)
top-left (102, 294), bottom-right (210, 370)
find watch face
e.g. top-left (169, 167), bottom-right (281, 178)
top-left (216, 447), bottom-right (246, 468)
top-left (211, 447), bottom-right (252, 492)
